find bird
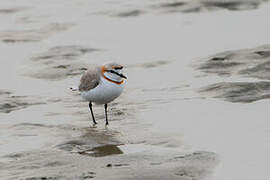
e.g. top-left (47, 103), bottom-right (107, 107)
top-left (78, 62), bottom-right (127, 125)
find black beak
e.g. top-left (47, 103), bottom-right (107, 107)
top-left (107, 70), bottom-right (127, 79)
top-left (118, 73), bottom-right (127, 79)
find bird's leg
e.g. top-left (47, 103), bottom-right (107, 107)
top-left (104, 104), bottom-right (108, 125)
top-left (89, 102), bottom-right (97, 124)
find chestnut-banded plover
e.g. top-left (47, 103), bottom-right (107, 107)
top-left (78, 62), bottom-right (127, 125)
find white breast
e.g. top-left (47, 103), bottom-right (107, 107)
top-left (80, 77), bottom-right (125, 104)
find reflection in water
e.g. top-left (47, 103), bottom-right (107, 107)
top-left (56, 127), bottom-right (125, 157)
top-left (79, 144), bottom-right (123, 157)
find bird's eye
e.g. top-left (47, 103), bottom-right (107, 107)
top-left (113, 66), bottom-right (123, 70)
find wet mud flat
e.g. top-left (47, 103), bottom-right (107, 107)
top-left (1, 146), bottom-right (218, 180)
top-left (1, 0), bottom-right (270, 180)
top-left (0, 97), bottom-right (219, 180)
top-left (0, 98), bottom-right (218, 180)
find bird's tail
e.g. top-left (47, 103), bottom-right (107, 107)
top-left (69, 86), bottom-right (78, 91)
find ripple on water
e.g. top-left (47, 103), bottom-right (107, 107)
top-left (173, 151), bottom-right (218, 179)
top-left (26, 45), bottom-right (99, 80)
top-left (154, 0), bottom-right (266, 13)
top-left (0, 7), bottom-right (28, 14)
top-left (0, 23), bottom-right (72, 43)
top-left (115, 9), bottom-right (143, 17)
top-left (128, 60), bottom-right (171, 69)
top-left (21, 177), bottom-right (61, 180)
top-left (196, 44), bottom-right (270, 103)
top-left (11, 123), bottom-right (52, 129)
top-left (102, 0), bottom-right (268, 18)
top-left (0, 90), bottom-right (45, 113)
top-left (197, 44), bottom-right (270, 80)
top-left (31, 46), bottom-right (98, 63)
top-left (200, 81), bottom-right (270, 103)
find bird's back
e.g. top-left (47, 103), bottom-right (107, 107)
top-left (79, 67), bottom-right (101, 92)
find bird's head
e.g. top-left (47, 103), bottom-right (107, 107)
top-left (101, 62), bottom-right (127, 83)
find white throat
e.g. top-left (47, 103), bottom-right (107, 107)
top-left (103, 72), bottom-right (122, 82)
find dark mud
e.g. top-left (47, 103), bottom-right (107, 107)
top-left (115, 10), bottom-right (143, 17)
top-left (0, 7), bottom-right (28, 14)
top-left (103, 0), bottom-right (268, 18)
top-left (197, 44), bottom-right (270, 79)
top-left (31, 46), bottom-right (98, 62)
top-left (197, 44), bottom-right (270, 103)
top-left (200, 81), bottom-right (270, 103)
top-left (22, 176), bottom-right (62, 180)
top-left (138, 60), bottom-right (170, 69)
top-left (0, 90), bottom-right (44, 113)
top-left (26, 45), bottom-right (99, 80)
top-left (128, 60), bottom-right (171, 69)
top-left (155, 0), bottom-right (267, 13)
top-left (172, 151), bottom-right (217, 179)
top-left (0, 23), bottom-right (72, 43)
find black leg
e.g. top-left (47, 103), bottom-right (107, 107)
top-left (89, 102), bottom-right (97, 124)
top-left (104, 104), bottom-right (108, 125)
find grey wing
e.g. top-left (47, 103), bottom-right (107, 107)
top-left (79, 68), bottom-right (101, 92)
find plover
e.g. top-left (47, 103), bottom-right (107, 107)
top-left (78, 62), bottom-right (127, 125)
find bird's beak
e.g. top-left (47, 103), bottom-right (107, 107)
top-left (106, 70), bottom-right (127, 79)
top-left (119, 73), bottom-right (127, 79)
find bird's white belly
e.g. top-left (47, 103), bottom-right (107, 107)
top-left (80, 78), bottom-right (124, 104)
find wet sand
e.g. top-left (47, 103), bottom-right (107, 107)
top-left (1, 0), bottom-right (270, 180)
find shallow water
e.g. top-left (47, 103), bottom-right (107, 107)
top-left (1, 0), bottom-right (270, 180)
